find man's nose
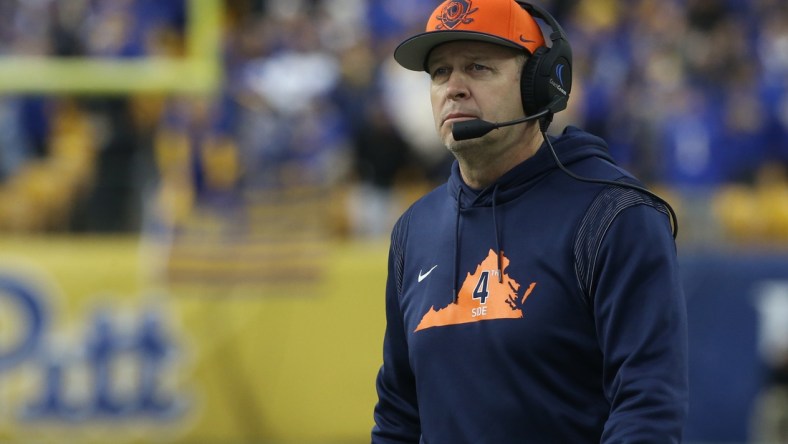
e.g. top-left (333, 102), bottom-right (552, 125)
top-left (445, 73), bottom-right (469, 100)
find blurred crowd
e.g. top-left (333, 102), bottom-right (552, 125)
top-left (0, 0), bottom-right (786, 246)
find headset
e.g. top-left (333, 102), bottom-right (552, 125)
top-left (517, 1), bottom-right (573, 117)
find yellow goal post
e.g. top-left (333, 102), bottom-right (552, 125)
top-left (0, 0), bottom-right (222, 95)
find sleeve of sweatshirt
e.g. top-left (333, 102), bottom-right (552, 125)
top-left (372, 212), bottom-right (421, 443)
top-left (582, 188), bottom-right (689, 443)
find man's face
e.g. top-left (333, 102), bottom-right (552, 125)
top-left (427, 40), bottom-right (526, 154)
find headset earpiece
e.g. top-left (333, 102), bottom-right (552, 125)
top-left (516, 2), bottom-right (573, 117)
top-left (520, 46), bottom-right (549, 116)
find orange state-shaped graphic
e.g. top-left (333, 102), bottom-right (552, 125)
top-left (415, 249), bottom-right (536, 332)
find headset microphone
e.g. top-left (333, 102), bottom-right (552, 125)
top-left (452, 109), bottom-right (551, 141)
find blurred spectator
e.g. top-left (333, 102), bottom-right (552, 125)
top-left (346, 92), bottom-right (416, 237)
top-left (0, 98), bottom-right (97, 232)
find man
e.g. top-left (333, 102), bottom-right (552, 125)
top-left (371, 0), bottom-right (689, 443)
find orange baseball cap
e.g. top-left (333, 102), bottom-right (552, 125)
top-left (394, 0), bottom-right (546, 72)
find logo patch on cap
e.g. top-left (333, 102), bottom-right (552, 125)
top-left (435, 0), bottom-right (478, 30)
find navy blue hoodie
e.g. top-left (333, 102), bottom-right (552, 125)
top-left (372, 127), bottom-right (688, 443)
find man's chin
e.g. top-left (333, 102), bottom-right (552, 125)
top-left (447, 136), bottom-right (484, 154)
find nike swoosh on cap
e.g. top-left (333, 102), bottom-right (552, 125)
top-left (519, 35), bottom-right (535, 43)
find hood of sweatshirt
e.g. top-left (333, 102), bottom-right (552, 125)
top-left (447, 126), bottom-right (614, 208)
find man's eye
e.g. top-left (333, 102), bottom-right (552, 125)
top-left (431, 67), bottom-right (449, 79)
top-left (471, 63), bottom-right (488, 71)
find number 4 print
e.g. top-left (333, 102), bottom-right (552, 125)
top-left (473, 271), bottom-right (490, 304)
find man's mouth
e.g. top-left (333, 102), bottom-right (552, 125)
top-left (443, 113), bottom-right (477, 126)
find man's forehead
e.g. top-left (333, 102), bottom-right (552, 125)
top-left (427, 40), bottom-right (522, 65)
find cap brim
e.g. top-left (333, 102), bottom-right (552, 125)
top-left (394, 30), bottom-right (526, 72)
